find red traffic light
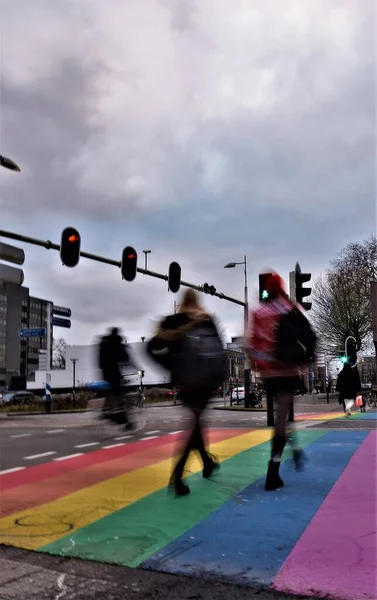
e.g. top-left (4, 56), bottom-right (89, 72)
top-left (121, 246), bottom-right (138, 281)
top-left (60, 227), bottom-right (81, 268)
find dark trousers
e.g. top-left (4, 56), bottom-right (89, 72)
top-left (172, 389), bottom-right (212, 480)
top-left (264, 377), bottom-right (300, 460)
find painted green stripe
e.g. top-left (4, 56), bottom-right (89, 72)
top-left (40, 430), bottom-right (325, 567)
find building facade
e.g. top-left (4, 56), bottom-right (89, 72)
top-left (0, 280), bottom-right (53, 388)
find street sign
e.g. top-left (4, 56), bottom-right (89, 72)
top-left (0, 242), bottom-right (25, 265)
top-left (0, 263), bottom-right (24, 285)
top-left (52, 317), bottom-right (71, 328)
top-left (52, 306), bottom-right (71, 318)
top-left (19, 327), bottom-right (47, 338)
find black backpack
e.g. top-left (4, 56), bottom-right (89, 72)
top-left (176, 323), bottom-right (226, 389)
top-left (275, 308), bottom-right (317, 365)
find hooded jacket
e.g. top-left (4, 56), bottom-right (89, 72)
top-left (248, 296), bottom-right (302, 379)
top-left (146, 310), bottom-right (219, 385)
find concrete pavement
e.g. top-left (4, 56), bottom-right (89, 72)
top-left (0, 409), bottom-right (375, 600)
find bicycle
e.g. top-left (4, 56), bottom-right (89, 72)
top-left (367, 392), bottom-right (377, 408)
top-left (85, 377), bottom-right (147, 441)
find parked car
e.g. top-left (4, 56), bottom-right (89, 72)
top-left (0, 391), bottom-right (35, 406)
top-left (230, 386), bottom-right (245, 405)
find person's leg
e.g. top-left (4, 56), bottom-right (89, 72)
top-left (265, 380), bottom-right (292, 491)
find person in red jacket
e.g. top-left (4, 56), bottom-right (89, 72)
top-left (248, 272), bottom-right (306, 491)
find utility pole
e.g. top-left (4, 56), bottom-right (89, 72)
top-left (45, 303), bottom-right (52, 413)
top-left (70, 358), bottom-right (78, 409)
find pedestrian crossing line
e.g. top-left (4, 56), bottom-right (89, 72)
top-left (0, 467), bottom-right (25, 475)
top-left (0, 430), bottom-right (272, 550)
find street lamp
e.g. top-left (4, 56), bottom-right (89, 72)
top-left (70, 358), bottom-right (78, 408)
top-left (0, 155), bottom-right (21, 172)
top-left (143, 250), bottom-right (151, 271)
top-left (224, 256), bottom-right (250, 404)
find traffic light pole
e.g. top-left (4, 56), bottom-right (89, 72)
top-left (0, 229), bottom-right (246, 308)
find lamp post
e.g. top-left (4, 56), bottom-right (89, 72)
top-left (143, 250), bottom-right (151, 271)
top-left (70, 358), bottom-right (78, 408)
top-left (224, 256), bottom-right (250, 405)
top-left (0, 155), bottom-right (21, 172)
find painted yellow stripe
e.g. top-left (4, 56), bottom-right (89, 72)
top-left (0, 430), bottom-right (271, 550)
top-left (302, 412), bottom-right (344, 421)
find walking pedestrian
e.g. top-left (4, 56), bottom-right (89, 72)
top-left (248, 272), bottom-right (316, 491)
top-left (336, 362), bottom-right (362, 416)
top-left (147, 289), bottom-right (225, 496)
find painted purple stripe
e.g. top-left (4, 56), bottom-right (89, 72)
top-left (274, 431), bottom-right (377, 600)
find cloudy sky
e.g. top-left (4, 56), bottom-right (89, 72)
top-left (1, 0), bottom-right (375, 346)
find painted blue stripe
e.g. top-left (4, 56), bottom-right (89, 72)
top-left (355, 411), bottom-right (377, 420)
top-left (142, 430), bottom-right (368, 585)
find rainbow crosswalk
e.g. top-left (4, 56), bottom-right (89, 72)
top-left (0, 419), bottom-right (376, 600)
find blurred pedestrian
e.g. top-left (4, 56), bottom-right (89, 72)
top-left (99, 327), bottom-right (134, 429)
top-left (147, 289), bottom-right (225, 496)
top-left (248, 272), bottom-right (316, 491)
top-left (336, 362), bottom-right (362, 416)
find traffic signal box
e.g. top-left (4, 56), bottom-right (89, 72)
top-left (168, 262), bottom-right (181, 293)
top-left (60, 227), bottom-right (81, 267)
top-left (121, 246), bottom-right (138, 281)
top-left (295, 266), bottom-right (312, 311)
top-left (259, 273), bottom-right (272, 302)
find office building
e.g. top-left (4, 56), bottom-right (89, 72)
top-left (0, 280), bottom-right (53, 388)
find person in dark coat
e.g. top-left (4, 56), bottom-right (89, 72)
top-left (100, 327), bottom-right (134, 428)
top-left (147, 289), bottom-right (220, 496)
top-left (336, 362), bottom-right (362, 416)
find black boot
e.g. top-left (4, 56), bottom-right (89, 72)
top-left (168, 475), bottom-right (190, 496)
top-left (265, 460), bottom-right (284, 491)
top-left (203, 455), bottom-right (220, 479)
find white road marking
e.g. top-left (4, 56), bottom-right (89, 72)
top-left (114, 435), bottom-right (133, 441)
top-left (46, 429), bottom-right (65, 434)
top-left (102, 443), bottom-right (125, 449)
top-left (54, 453), bottom-right (83, 461)
top-left (0, 466), bottom-right (26, 475)
top-left (144, 430), bottom-right (160, 435)
top-left (141, 435), bottom-right (158, 440)
top-left (24, 451), bottom-right (57, 460)
top-left (168, 430), bottom-right (184, 435)
top-left (10, 433), bottom-right (31, 439)
top-left (74, 442), bottom-right (100, 449)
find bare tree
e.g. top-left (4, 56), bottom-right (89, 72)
top-left (53, 338), bottom-right (67, 369)
top-left (312, 236), bottom-right (377, 354)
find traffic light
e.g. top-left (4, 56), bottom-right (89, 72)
top-left (121, 246), bottom-right (138, 281)
top-left (259, 273), bottom-right (272, 302)
top-left (168, 261), bottom-right (181, 293)
top-left (203, 283), bottom-right (216, 295)
top-left (345, 336), bottom-right (358, 367)
top-left (295, 263), bottom-right (312, 310)
top-left (60, 227), bottom-right (81, 267)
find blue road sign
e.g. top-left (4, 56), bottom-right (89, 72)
top-left (19, 327), bottom-right (47, 338)
top-left (52, 317), bottom-right (71, 328)
top-left (52, 306), bottom-right (71, 318)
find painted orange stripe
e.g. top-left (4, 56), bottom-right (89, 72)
top-left (0, 428), bottom-right (244, 517)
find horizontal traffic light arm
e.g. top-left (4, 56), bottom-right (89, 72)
top-left (0, 229), bottom-right (245, 307)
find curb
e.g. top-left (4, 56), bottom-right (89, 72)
top-left (4, 409), bottom-right (89, 417)
top-left (213, 406), bottom-right (266, 412)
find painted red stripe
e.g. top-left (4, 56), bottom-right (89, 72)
top-left (0, 428), bottom-right (244, 517)
top-left (0, 428), bottom-right (244, 492)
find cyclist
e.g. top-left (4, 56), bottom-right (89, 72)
top-left (99, 327), bottom-right (135, 430)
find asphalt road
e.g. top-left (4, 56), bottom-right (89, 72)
top-left (0, 401), bottom-right (338, 473)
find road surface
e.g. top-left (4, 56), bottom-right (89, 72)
top-left (0, 406), bottom-right (375, 600)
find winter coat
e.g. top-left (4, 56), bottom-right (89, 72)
top-left (336, 364), bottom-right (362, 402)
top-left (248, 296), bottom-right (303, 379)
top-left (146, 310), bottom-right (219, 387)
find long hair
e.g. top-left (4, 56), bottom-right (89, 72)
top-left (178, 288), bottom-right (208, 319)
